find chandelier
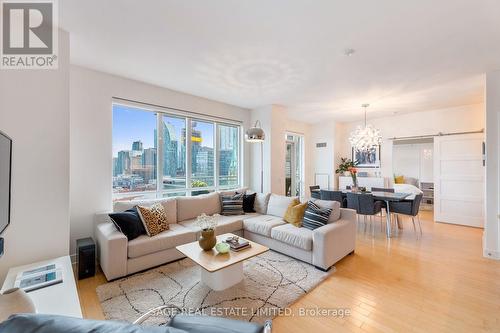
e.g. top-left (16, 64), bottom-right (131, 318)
top-left (348, 104), bottom-right (382, 152)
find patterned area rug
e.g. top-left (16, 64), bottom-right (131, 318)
top-left (96, 251), bottom-right (331, 325)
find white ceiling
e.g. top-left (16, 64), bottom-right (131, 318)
top-left (60, 0), bottom-right (500, 123)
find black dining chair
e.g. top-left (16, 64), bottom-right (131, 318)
top-left (371, 188), bottom-right (394, 216)
top-left (345, 192), bottom-right (359, 211)
top-left (320, 190), bottom-right (347, 207)
top-left (309, 185), bottom-right (321, 199)
top-left (389, 194), bottom-right (423, 237)
top-left (357, 194), bottom-right (384, 218)
top-left (347, 192), bottom-right (384, 232)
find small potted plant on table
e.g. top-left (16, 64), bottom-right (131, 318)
top-left (336, 158), bottom-right (360, 192)
top-left (196, 213), bottom-right (219, 251)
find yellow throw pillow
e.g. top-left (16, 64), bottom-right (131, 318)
top-left (284, 200), bottom-right (308, 227)
top-left (394, 175), bottom-right (405, 184)
top-left (283, 199), bottom-right (300, 224)
top-left (137, 203), bottom-right (169, 237)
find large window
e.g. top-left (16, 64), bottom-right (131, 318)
top-left (112, 103), bottom-right (242, 200)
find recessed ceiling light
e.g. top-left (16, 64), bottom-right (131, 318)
top-left (344, 48), bottom-right (355, 56)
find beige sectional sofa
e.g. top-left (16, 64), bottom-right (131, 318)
top-left (95, 191), bottom-right (357, 280)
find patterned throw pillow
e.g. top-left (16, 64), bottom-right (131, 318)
top-left (136, 203), bottom-right (169, 237)
top-left (302, 201), bottom-right (332, 230)
top-left (221, 193), bottom-right (244, 216)
top-left (284, 201), bottom-right (308, 227)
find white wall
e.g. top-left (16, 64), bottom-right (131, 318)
top-left (335, 104), bottom-right (485, 183)
top-left (70, 66), bottom-right (251, 254)
top-left (249, 106), bottom-right (273, 193)
top-left (249, 105), bottom-right (313, 197)
top-left (0, 30), bottom-right (70, 281)
top-left (249, 105), bottom-right (286, 195)
top-left (309, 120), bottom-right (337, 189)
top-left (484, 71), bottom-right (500, 259)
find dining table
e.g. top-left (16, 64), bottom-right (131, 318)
top-left (311, 189), bottom-right (411, 238)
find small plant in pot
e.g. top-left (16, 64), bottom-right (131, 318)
top-left (196, 213), bottom-right (219, 250)
top-left (336, 158), bottom-right (360, 191)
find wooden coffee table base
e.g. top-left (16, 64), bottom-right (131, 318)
top-left (200, 261), bottom-right (243, 291)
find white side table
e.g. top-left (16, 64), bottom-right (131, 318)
top-left (1, 256), bottom-right (82, 318)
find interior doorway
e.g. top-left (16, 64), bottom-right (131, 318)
top-left (392, 138), bottom-right (434, 210)
top-left (285, 133), bottom-right (304, 197)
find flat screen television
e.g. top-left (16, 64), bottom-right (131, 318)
top-left (0, 131), bottom-right (12, 235)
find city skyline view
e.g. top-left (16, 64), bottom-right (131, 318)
top-left (112, 104), bottom-right (239, 196)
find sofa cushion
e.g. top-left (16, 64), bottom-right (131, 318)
top-left (177, 192), bottom-right (221, 222)
top-left (114, 198), bottom-right (177, 224)
top-left (311, 199), bottom-right (341, 223)
top-left (128, 224), bottom-right (196, 259)
top-left (137, 203), bottom-right (170, 237)
top-left (283, 200), bottom-right (305, 227)
top-left (267, 194), bottom-right (300, 218)
top-left (270, 224), bottom-right (313, 251)
top-left (180, 215), bottom-right (244, 235)
top-left (254, 193), bottom-right (271, 214)
top-left (302, 201), bottom-right (332, 230)
top-left (243, 215), bottom-right (285, 237)
top-left (108, 207), bottom-right (146, 240)
top-left (220, 193), bottom-right (244, 216)
top-left (240, 193), bottom-right (256, 213)
top-left (168, 314), bottom-right (263, 333)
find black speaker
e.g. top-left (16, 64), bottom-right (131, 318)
top-left (77, 237), bottom-right (95, 280)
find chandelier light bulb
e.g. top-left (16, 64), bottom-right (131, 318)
top-left (348, 104), bottom-right (383, 152)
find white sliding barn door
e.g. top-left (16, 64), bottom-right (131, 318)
top-left (434, 133), bottom-right (484, 227)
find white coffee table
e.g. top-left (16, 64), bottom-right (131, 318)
top-left (1, 256), bottom-right (82, 318)
top-left (176, 233), bottom-right (268, 291)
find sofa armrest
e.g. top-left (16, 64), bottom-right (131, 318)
top-left (95, 219), bottom-right (128, 280)
top-left (339, 207), bottom-right (357, 222)
top-left (312, 208), bottom-right (356, 270)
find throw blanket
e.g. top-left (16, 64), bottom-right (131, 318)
top-left (393, 184), bottom-right (423, 200)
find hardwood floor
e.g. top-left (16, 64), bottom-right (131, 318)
top-left (77, 211), bottom-right (500, 332)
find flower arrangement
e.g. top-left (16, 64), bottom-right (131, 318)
top-left (195, 213), bottom-right (219, 231)
top-left (336, 158), bottom-right (359, 189)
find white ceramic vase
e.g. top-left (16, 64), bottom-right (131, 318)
top-left (0, 288), bottom-right (36, 322)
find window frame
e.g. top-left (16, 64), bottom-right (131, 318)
top-left (112, 100), bottom-right (243, 200)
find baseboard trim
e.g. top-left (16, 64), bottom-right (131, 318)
top-left (483, 249), bottom-right (500, 260)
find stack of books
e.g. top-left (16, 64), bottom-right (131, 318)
top-left (224, 237), bottom-right (251, 252)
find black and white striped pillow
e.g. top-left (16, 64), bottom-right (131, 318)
top-left (221, 193), bottom-right (244, 216)
top-left (302, 201), bottom-right (332, 230)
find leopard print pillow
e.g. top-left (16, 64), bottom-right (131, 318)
top-left (137, 203), bottom-right (169, 237)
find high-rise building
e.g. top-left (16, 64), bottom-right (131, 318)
top-left (182, 126), bottom-right (203, 174)
top-left (194, 146), bottom-right (214, 184)
top-left (113, 157), bottom-right (119, 177)
top-left (219, 149), bottom-right (236, 183)
top-left (132, 140), bottom-right (143, 151)
top-left (142, 148), bottom-right (156, 168)
top-left (161, 121), bottom-right (179, 178)
top-left (117, 150), bottom-right (131, 175)
top-left (218, 126), bottom-right (238, 185)
top-left (219, 126), bottom-right (236, 150)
